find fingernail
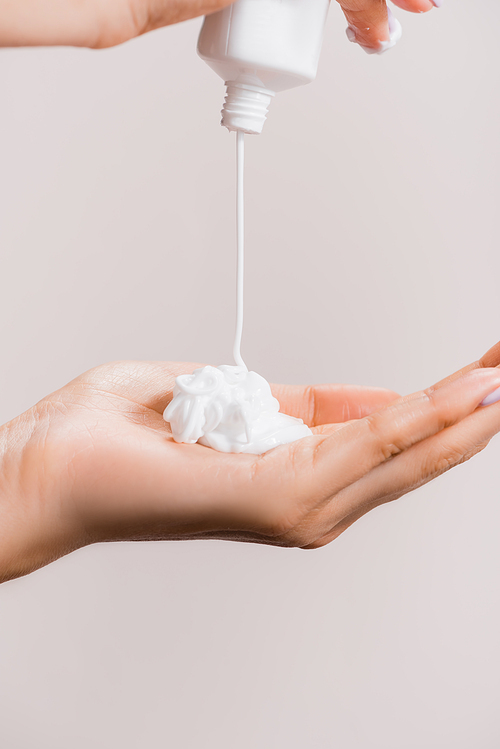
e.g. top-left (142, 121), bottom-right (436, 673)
top-left (430, 0), bottom-right (443, 7)
top-left (481, 387), bottom-right (500, 407)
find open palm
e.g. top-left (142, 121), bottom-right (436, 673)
top-left (3, 343), bottom-right (500, 582)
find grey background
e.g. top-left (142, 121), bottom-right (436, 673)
top-left (1, 1), bottom-right (499, 746)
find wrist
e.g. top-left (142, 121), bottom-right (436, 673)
top-left (0, 417), bottom-right (32, 582)
top-left (0, 407), bottom-right (84, 583)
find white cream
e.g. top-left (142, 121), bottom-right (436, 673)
top-left (163, 132), bottom-right (312, 455)
top-left (234, 130), bottom-right (246, 369)
top-left (164, 365), bottom-right (311, 455)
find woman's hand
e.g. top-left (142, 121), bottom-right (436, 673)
top-left (337, 0), bottom-right (441, 54)
top-left (0, 0), bottom-right (234, 48)
top-left (0, 0), bottom-right (439, 50)
top-left (1, 340), bottom-right (500, 583)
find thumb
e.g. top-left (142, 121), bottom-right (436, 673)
top-left (132, 0), bottom-right (235, 37)
top-left (271, 383), bottom-right (399, 427)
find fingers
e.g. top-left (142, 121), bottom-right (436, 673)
top-left (337, 0), bottom-right (436, 54)
top-left (275, 339), bottom-right (500, 428)
top-left (326, 369), bottom-right (500, 476)
top-left (313, 369), bottom-right (500, 493)
top-left (432, 339), bottom-right (500, 391)
top-left (266, 338), bottom-right (500, 430)
top-left (262, 371), bottom-right (500, 549)
top-left (352, 412), bottom-right (494, 516)
top-left (271, 383), bottom-right (399, 427)
top-left (241, 348), bottom-right (500, 545)
top-left (310, 401), bottom-right (500, 548)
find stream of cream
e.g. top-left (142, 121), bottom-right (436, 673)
top-left (233, 130), bottom-right (246, 370)
top-left (163, 132), bottom-right (312, 454)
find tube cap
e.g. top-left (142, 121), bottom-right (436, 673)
top-left (221, 82), bottom-right (275, 135)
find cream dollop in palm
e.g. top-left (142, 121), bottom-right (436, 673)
top-left (1, 342), bottom-right (500, 583)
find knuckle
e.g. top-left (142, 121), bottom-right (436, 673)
top-left (427, 447), bottom-right (467, 477)
top-left (365, 388), bottom-right (461, 467)
top-left (91, 3), bottom-right (146, 49)
top-left (433, 454), bottom-right (462, 476)
top-left (458, 442), bottom-right (488, 465)
top-left (425, 392), bottom-right (454, 432)
top-left (364, 412), bottom-right (402, 461)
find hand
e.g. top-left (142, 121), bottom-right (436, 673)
top-left (0, 0), bottom-right (439, 50)
top-left (0, 0), bottom-right (234, 48)
top-left (1, 341), bottom-right (500, 583)
top-left (337, 0), bottom-right (441, 54)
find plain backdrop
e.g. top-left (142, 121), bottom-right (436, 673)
top-left (1, 1), bottom-right (499, 747)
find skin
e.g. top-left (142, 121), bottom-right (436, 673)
top-left (1, 340), bottom-right (500, 583)
top-left (0, 0), bottom-right (440, 52)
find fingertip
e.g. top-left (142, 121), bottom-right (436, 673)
top-left (443, 368), bottom-right (500, 411)
top-left (345, 8), bottom-right (402, 55)
top-left (391, 0), bottom-right (436, 12)
top-left (345, 23), bottom-right (387, 54)
top-left (479, 340), bottom-right (500, 369)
